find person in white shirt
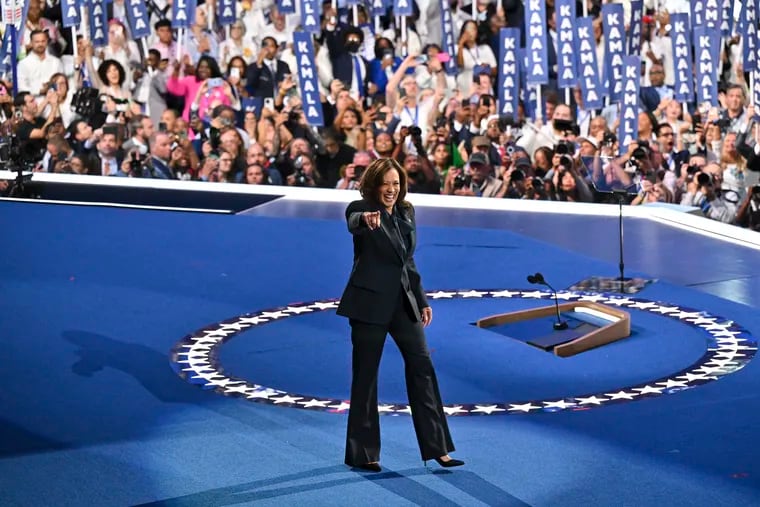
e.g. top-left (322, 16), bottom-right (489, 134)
top-left (17, 30), bottom-right (64, 98)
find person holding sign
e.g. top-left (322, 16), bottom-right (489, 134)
top-left (337, 158), bottom-right (463, 473)
top-left (455, 20), bottom-right (496, 94)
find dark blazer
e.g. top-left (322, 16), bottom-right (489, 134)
top-left (336, 199), bottom-right (429, 325)
top-left (245, 59), bottom-right (291, 98)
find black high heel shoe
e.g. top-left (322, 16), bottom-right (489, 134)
top-left (353, 462), bottom-right (382, 472)
top-left (427, 456), bottom-right (465, 468)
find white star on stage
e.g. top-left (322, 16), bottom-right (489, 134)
top-left (458, 290), bottom-right (487, 298)
top-left (489, 290), bottom-right (521, 298)
top-left (633, 385), bottom-right (665, 395)
top-left (575, 395), bottom-right (607, 405)
top-left (246, 388), bottom-right (281, 399)
top-left (676, 372), bottom-right (714, 382)
top-left (605, 391), bottom-right (638, 400)
top-left (194, 373), bottom-right (225, 382)
top-left (271, 394), bottom-right (303, 404)
top-left (378, 404), bottom-right (397, 413)
top-left (329, 401), bottom-right (352, 412)
top-left (427, 291), bottom-right (456, 299)
top-left (285, 306), bottom-right (313, 315)
top-left (671, 311), bottom-right (702, 320)
top-left (542, 400), bottom-right (575, 409)
top-left (223, 384), bottom-right (255, 395)
top-left (629, 301), bottom-right (659, 310)
top-left (259, 310), bottom-right (290, 319)
top-left (693, 365), bottom-right (724, 376)
top-left (554, 292), bottom-right (578, 301)
top-left (443, 405), bottom-right (469, 415)
top-left (711, 329), bottom-right (744, 339)
top-left (521, 290), bottom-right (549, 299)
top-left (702, 322), bottom-right (733, 332)
top-left (472, 404), bottom-right (507, 414)
top-left (650, 306), bottom-right (680, 315)
top-left (310, 301), bottom-right (339, 310)
top-left (712, 351), bottom-right (745, 360)
top-left (207, 378), bottom-right (245, 388)
top-left (178, 351), bottom-right (210, 359)
top-left (395, 405), bottom-right (413, 414)
top-left (238, 316), bottom-right (269, 325)
top-left (687, 316), bottom-right (717, 326)
top-left (507, 403), bottom-right (541, 412)
top-left (182, 366), bottom-right (214, 373)
top-left (578, 294), bottom-right (609, 303)
top-left (203, 328), bottom-right (237, 337)
top-left (183, 344), bottom-right (213, 352)
top-left (299, 399), bottom-right (331, 408)
top-left (221, 322), bottom-right (251, 331)
top-left (656, 379), bottom-right (688, 389)
top-left (604, 297), bottom-right (636, 307)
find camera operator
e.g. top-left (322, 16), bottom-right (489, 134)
top-left (680, 163), bottom-right (739, 223)
top-left (337, 151), bottom-right (372, 190)
top-left (516, 103), bottom-right (575, 157)
top-left (394, 125), bottom-right (440, 193)
top-left (735, 185), bottom-right (760, 231)
top-left (443, 152), bottom-right (502, 197)
top-left (285, 153), bottom-right (318, 187)
top-left (14, 90), bottom-right (61, 164)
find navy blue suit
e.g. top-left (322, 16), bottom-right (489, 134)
top-left (337, 198), bottom-right (454, 466)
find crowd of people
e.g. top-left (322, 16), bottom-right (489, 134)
top-left (1, 0), bottom-right (759, 231)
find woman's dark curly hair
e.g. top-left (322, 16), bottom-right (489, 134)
top-left (97, 59), bottom-right (126, 87)
top-left (196, 55), bottom-right (223, 81)
top-left (358, 158), bottom-right (410, 210)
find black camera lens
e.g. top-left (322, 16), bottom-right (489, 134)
top-left (409, 126), bottom-right (422, 137)
top-left (697, 172), bottom-right (713, 187)
top-left (353, 165), bottom-right (366, 180)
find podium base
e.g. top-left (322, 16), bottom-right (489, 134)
top-left (569, 276), bottom-right (655, 294)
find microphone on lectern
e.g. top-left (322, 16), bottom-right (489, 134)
top-left (526, 272), bottom-right (568, 331)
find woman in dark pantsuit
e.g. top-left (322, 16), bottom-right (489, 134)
top-left (336, 158), bottom-right (464, 472)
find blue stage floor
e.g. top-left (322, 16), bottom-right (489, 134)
top-left (1, 197), bottom-right (760, 506)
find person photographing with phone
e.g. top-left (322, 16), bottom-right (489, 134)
top-left (337, 157), bottom-right (464, 472)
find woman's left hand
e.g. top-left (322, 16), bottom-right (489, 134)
top-left (421, 306), bottom-right (433, 327)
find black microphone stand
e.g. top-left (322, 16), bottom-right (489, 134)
top-left (528, 273), bottom-right (567, 331)
top-left (613, 189), bottom-right (630, 292)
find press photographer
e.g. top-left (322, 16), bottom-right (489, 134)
top-left (444, 152), bottom-right (502, 197)
top-left (680, 163), bottom-right (740, 223)
top-left (395, 126), bottom-right (440, 194)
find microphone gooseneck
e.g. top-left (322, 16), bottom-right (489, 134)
top-left (527, 272), bottom-right (568, 331)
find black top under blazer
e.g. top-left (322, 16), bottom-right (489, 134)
top-left (336, 199), bottom-right (429, 325)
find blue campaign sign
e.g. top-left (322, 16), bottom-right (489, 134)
top-left (218, 0), bottom-right (237, 24)
top-left (0, 31), bottom-right (11, 74)
top-left (601, 3), bottom-right (625, 102)
top-left (617, 56), bottom-right (640, 156)
top-left (720, 0), bottom-right (733, 36)
top-left (60, 0), bottom-right (81, 28)
top-left (497, 28), bottom-right (520, 117)
top-left (691, 0), bottom-right (705, 27)
top-left (693, 26), bottom-right (720, 106)
top-left (172, 0), bottom-right (196, 29)
top-left (555, 0), bottom-right (576, 89)
top-left (126, 0), bottom-right (151, 39)
top-left (575, 17), bottom-right (604, 109)
top-left (293, 31), bottom-right (325, 126)
top-left (393, 0), bottom-right (413, 17)
top-left (89, 0), bottom-right (108, 46)
top-left (754, 44), bottom-right (760, 108)
top-left (741, 0), bottom-right (757, 72)
top-left (670, 14), bottom-right (694, 102)
top-left (702, 0), bottom-right (720, 28)
top-left (627, 0), bottom-right (643, 56)
top-left (523, 0), bottom-right (549, 85)
top-left (369, 0), bottom-right (385, 17)
top-left (518, 48), bottom-right (537, 120)
top-left (439, 0), bottom-right (457, 75)
top-left (276, 0), bottom-right (296, 15)
top-left (300, 0), bottom-right (320, 34)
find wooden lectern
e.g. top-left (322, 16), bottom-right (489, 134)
top-left (476, 302), bottom-right (631, 357)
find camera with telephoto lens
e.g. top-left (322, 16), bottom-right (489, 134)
top-left (631, 139), bottom-right (650, 161)
top-left (129, 151), bottom-right (145, 177)
top-left (292, 155), bottom-right (309, 186)
top-left (353, 165), bottom-right (366, 181)
top-left (554, 140), bottom-right (575, 156)
top-left (697, 172), bottom-right (713, 188)
top-left (603, 132), bottom-right (617, 146)
top-left (453, 172), bottom-right (472, 190)
top-left (408, 125), bottom-right (422, 140)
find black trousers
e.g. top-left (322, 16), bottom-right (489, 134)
top-left (345, 289), bottom-right (454, 465)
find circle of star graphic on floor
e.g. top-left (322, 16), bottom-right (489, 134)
top-left (169, 289), bottom-right (757, 416)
